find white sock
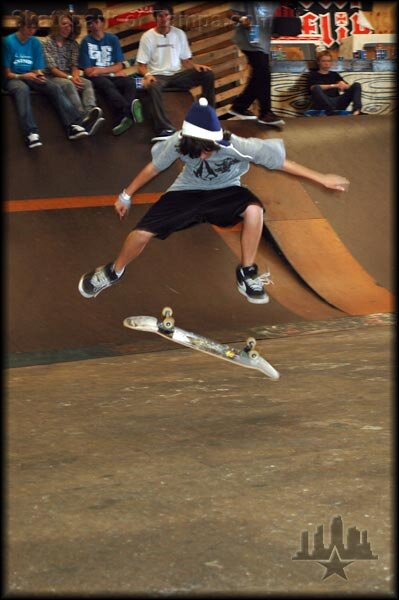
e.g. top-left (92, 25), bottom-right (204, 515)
top-left (113, 265), bottom-right (125, 278)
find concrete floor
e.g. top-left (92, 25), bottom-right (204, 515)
top-left (6, 323), bottom-right (394, 595)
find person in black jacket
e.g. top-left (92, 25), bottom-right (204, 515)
top-left (308, 50), bottom-right (362, 115)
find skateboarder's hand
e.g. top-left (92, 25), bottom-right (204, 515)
top-left (115, 190), bottom-right (132, 219)
top-left (322, 174), bottom-right (350, 192)
top-left (115, 199), bottom-right (130, 219)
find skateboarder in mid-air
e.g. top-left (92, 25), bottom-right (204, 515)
top-left (79, 97), bottom-right (349, 304)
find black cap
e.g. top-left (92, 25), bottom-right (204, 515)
top-left (85, 7), bottom-right (104, 23)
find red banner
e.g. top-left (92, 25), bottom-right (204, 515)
top-left (300, 10), bottom-right (373, 47)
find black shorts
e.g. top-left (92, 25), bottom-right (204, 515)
top-left (134, 186), bottom-right (264, 240)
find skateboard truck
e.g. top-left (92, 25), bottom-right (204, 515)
top-left (243, 336), bottom-right (260, 360)
top-left (158, 306), bottom-right (175, 335)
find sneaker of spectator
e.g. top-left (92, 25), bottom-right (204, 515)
top-left (26, 132), bottom-right (43, 149)
top-left (151, 128), bottom-right (176, 143)
top-left (82, 107), bottom-right (105, 135)
top-left (112, 116), bottom-right (134, 136)
top-left (131, 99), bottom-right (144, 124)
top-left (68, 124), bottom-right (89, 140)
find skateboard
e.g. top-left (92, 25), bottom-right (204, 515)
top-left (123, 307), bottom-right (280, 380)
top-left (304, 109), bottom-right (352, 117)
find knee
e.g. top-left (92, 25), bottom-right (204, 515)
top-left (65, 81), bottom-right (75, 93)
top-left (311, 85), bottom-right (322, 94)
top-left (146, 81), bottom-right (162, 94)
top-left (200, 69), bottom-right (214, 84)
top-left (352, 82), bottom-right (361, 91)
top-left (243, 203), bottom-right (263, 220)
top-left (14, 81), bottom-right (30, 98)
top-left (132, 229), bottom-right (154, 244)
top-left (46, 82), bottom-right (62, 98)
top-left (81, 77), bottom-right (93, 89)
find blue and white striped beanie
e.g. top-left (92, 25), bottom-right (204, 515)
top-left (182, 97), bottom-right (223, 142)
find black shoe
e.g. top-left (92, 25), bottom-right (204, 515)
top-left (229, 108), bottom-right (258, 120)
top-left (26, 132), bottom-right (42, 148)
top-left (68, 124), bottom-right (89, 140)
top-left (78, 263), bottom-right (123, 298)
top-left (257, 112), bottom-right (285, 126)
top-left (82, 106), bottom-right (105, 135)
top-left (236, 264), bottom-right (272, 304)
top-left (151, 129), bottom-right (176, 142)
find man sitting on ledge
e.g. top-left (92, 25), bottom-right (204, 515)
top-left (136, 2), bottom-right (215, 143)
top-left (308, 50), bottom-right (363, 116)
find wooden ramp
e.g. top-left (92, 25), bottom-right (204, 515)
top-left (214, 226), bottom-right (344, 321)
top-left (4, 94), bottom-right (395, 363)
top-left (261, 172), bottom-right (393, 315)
top-left (226, 115), bottom-right (395, 316)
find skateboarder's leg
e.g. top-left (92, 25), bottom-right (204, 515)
top-left (114, 229), bottom-right (155, 272)
top-left (240, 204), bottom-right (264, 266)
top-left (236, 204), bottom-right (270, 304)
top-left (78, 229), bottom-right (155, 298)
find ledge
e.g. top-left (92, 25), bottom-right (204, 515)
top-left (271, 60), bottom-right (397, 73)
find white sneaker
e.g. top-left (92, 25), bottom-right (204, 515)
top-left (26, 132), bottom-right (43, 149)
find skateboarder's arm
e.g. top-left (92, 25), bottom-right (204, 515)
top-left (281, 159), bottom-right (349, 191)
top-left (115, 162), bottom-right (159, 219)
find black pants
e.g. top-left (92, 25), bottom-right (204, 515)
top-left (310, 82), bottom-right (362, 113)
top-left (145, 68), bottom-right (215, 133)
top-left (231, 50), bottom-right (271, 115)
top-left (88, 75), bottom-right (138, 123)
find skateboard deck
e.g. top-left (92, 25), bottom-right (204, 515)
top-left (304, 109), bottom-right (352, 117)
top-left (123, 308), bottom-right (280, 380)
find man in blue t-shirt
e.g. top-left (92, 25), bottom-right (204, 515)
top-left (3, 10), bottom-right (91, 149)
top-left (79, 7), bottom-right (143, 136)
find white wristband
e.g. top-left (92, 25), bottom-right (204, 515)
top-left (118, 189), bottom-right (131, 207)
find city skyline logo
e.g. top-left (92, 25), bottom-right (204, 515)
top-left (292, 515), bottom-right (378, 580)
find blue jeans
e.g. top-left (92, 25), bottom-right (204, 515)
top-left (4, 78), bottom-right (82, 136)
top-left (310, 82), bottom-right (362, 113)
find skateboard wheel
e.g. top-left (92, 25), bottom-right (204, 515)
top-left (162, 306), bottom-right (173, 318)
top-left (249, 350), bottom-right (259, 360)
top-left (162, 317), bottom-right (175, 330)
top-left (246, 337), bottom-right (257, 349)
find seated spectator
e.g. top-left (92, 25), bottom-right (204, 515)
top-left (136, 3), bottom-right (215, 142)
top-left (79, 7), bottom-right (143, 136)
top-left (43, 10), bottom-right (104, 135)
top-left (308, 50), bottom-right (363, 115)
top-left (3, 10), bottom-right (92, 149)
